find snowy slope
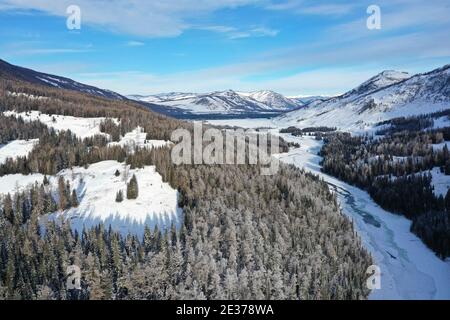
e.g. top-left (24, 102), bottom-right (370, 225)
top-left (128, 90), bottom-right (300, 115)
top-left (108, 126), bottom-right (172, 151)
top-left (47, 161), bottom-right (181, 236)
top-left (3, 111), bottom-right (114, 139)
top-left (429, 167), bottom-right (450, 197)
top-left (0, 172), bottom-right (45, 195)
top-left (0, 139), bottom-right (38, 165)
top-left (0, 161), bottom-right (181, 236)
top-left (287, 95), bottom-right (331, 107)
top-left (238, 90), bottom-right (299, 110)
top-left (278, 65), bottom-right (450, 131)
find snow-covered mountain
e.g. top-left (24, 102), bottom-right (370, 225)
top-left (278, 65), bottom-right (450, 131)
top-left (238, 90), bottom-right (300, 110)
top-left (128, 89), bottom-right (301, 116)
top-left (0, 59), bottom-right (126, 100)
top-left (288, 95), bottom-right (332, 107)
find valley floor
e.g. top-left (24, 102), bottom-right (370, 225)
top-left (277, 134), bottom-right (450, 300)
top-left (206, 118), bottom-right (450, 300)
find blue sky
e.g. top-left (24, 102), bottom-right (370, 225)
top-left (0, 0), bottom-right (449, 96)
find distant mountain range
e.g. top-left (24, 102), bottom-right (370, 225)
top-left (2, 58), bottom-right (449, 125)
top-left (128, 89), bottom-right (302, 117)
top-left (278, 65), bottom-right (450, 131)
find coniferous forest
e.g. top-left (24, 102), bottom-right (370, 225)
top-left (0, 77), bottom-right (372, 300)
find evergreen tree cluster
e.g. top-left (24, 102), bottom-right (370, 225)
top-left (126, 175), bottom-right (139, 200)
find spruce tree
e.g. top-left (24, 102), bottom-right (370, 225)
top-left (126, 174), bottom-right (139, 200)
top-left (71, 190), bottom-right (79, 208)
top-left (57, 176), bottom-right (68, 211)
top-left (115, 190), bottom-right (124, 203)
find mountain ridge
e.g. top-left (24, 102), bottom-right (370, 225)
top-left (278, 65), bottom-right (450, 131)
top-left (128, 89), bottom-right (302, 116)
top-left (0, 59), bottom-right (127, 101)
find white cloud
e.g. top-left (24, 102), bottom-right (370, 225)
top-left (0, 0), bottom-right (264, 37)
top-left (69, 27), bottom-right (450, 96)
top-left (266, 0), bottom-right (356, 16)
top-left (126, 41), bottom-right (145, 47)
top-left (197, 25), bottom-right (279, 39)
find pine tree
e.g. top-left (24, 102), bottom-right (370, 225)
top-left (3, 193), bottom-right (14, 224)
top-left (126, 174), bottom-right (139, 200)
top-left (71, 190), bottom-right (79, 208)
top-left (58, 176), bottom-right (68, 211)
top-left (115, 190), bottom-right (124, 203)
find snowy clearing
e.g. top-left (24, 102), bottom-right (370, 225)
top-left (430, 167), bottom-right (450, 198)
top-left (46, 161), bottom-right (181, 237)
top-left (0, 161), bottom-right (182, 237)
top-left (0, 172), bottom-right (46, 195)
top-left (108, 126), bottom-right (171, 151)
top-left (0, 139), bottom-right (39, 165)
top-left (433, 116), bottom-right (450, 129)
top-left (432, 141), bottom-right (450, 151)
top-left (3, 110), bottom-right (115, 139)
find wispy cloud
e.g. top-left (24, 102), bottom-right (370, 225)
top-left (198, 25), bottom-right (279, 39)
top-left (2, 41), bottom-right (93, 57)
top-left (126, 41), bottom-right (145, 47)
top-left (0, 0), bottom-right (265, 37)
top-left (266, 0), bottom-right (356, 16)
top-left (71, 27), bottom-right (450, 96)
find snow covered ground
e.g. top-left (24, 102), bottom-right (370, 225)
top-left (429, 167), bottom-right (450, 197)
top-left (433, 116), bottom-right (450, 129)
top-left (0, 172), bottom-right (46, 195)
top-left (0, 139), bottom-right (38, 165)
top-left (432, 141), bottom-right (450, 151)
top-left (3, 110), bottom-right (114, 139)
top-left (47, 161), bottom-right (181, 237)
top-left (108, 126), bottom-right (171, 151)
top-left (0, 161), bottom-right (182, 237)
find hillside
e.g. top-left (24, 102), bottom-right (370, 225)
top-left (0, 59), bottom-right (126, 101)
top-left (278, 65), bottom-right (450, 132)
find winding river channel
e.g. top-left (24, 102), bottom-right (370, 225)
top-left (277, 133), bottom-right (450, 299)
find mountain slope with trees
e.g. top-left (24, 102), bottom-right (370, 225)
top-left (0, 63), bottom-right (372, 300)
